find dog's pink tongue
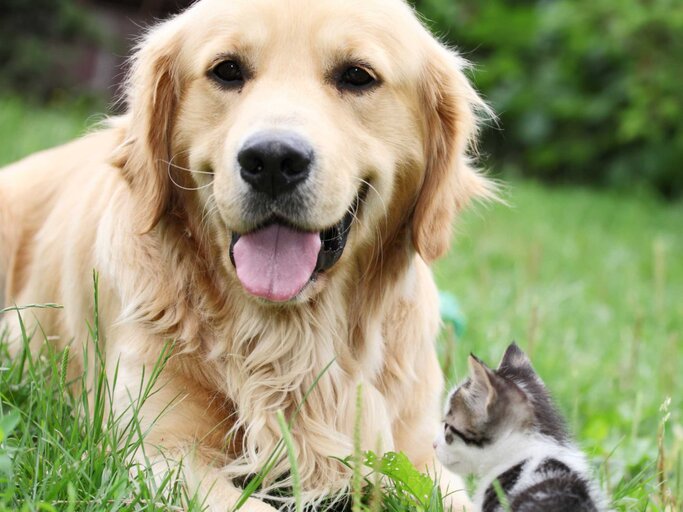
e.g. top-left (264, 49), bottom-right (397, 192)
top-left (233, 224), bottom-right (321, 302)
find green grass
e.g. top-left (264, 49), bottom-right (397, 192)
top-left (1, 96), bottom-right (682, 510)
top-left (436, 181), bottom-right (683, 509)
top-left (0, 96), bottom-right (107, 168)
top-left (0, 288), bottom-right (201, 512)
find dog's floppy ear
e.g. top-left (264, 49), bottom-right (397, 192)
top-left (412, 45), bottom-right (497, 262)
top-left (112, 19), bottom-right (185, 233)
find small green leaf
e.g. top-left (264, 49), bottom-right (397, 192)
top-left (363, 451), bottom-right (435, 507)
top-left (0, 454), bottom-right (12, 475)
top-left (0, 410), bottom-right (20, 442)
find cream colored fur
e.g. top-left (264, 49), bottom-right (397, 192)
top-left (0, 0), bottom-right (495, 510)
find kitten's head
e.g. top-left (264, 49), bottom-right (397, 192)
top-left (434, 343), bottom-right (568, 476)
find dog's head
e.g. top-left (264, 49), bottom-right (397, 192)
top-left (116, 0), bottom-right (494, 304)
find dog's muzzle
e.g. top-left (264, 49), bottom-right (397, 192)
top-left (229, 183), bottom-right (368, 302)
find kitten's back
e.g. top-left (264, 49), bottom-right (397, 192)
top-left (482, 456), bottom-right (600, 512)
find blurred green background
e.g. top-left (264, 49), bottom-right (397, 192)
top-left (413, 0), bottom-right (683, 198)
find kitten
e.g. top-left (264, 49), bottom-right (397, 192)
top-left (434, 343), bottom-right (606, 512)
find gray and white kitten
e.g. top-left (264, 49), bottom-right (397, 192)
top-left (434, 343), bottom-right (606, 512)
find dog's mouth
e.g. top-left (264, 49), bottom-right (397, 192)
top-left (229, 183), bottom-right (368, 303)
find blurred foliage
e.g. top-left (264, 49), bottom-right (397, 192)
top-left (0, 0), bottom-right (103, 99)
top-left (412, 0), bottom-right (683, 198)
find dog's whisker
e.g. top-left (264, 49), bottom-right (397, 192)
top-left (200, 199), bottom-right (215, 228)
top-left (198, 192), bottom-right (222, 243)
top-left (162, 158), bottom-right (215, 176)
top-left (165, 158), bottom-right (215, 192)
top-left (166, 148), bottom-right (193, 169)
top-left (355, 177), bottom-right (391, 239)
top-left (356, 177), bottom-right (388, 218)
top-left (348, 177), bottom-right (389, 287)
top-left (160, 149), bottom-right (214, 183)
top-left (354, 178), bottom-right (389, 279)
top-left (198, 194), bottom-right (216, 230)
top-left (168, 172), bottom-right (215, 192)
top-left (200, 202), bottom-right (219, 241)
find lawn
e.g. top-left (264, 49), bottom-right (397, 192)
top-left (0, 96), bottom-right (681, 510)
top-left (437, 181), bottom-right (683, 509)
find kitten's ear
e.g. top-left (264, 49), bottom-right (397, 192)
top-left (468, 354), bottom-right (497, 408)
top-left (499, 343), bottom-right (532, 370)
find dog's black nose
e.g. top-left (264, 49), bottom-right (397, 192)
top-left (238, 131), bottom-right (313, 198)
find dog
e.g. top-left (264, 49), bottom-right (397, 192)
top-left (0, 0), bottom-right (495, 509)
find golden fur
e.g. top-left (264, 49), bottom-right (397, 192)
top-left (0, 0), bottom-right (495, 510)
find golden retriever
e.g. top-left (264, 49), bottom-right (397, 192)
top-left (0, 0), bottom-right (494, 509)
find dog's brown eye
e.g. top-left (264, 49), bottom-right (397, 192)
top-left (338, 66), bottom-right (376, 91)
top-left (212, 60), bottom-right (244, 86)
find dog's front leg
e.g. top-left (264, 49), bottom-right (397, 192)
top-left (133, 447), bottom-right (276, 512)
top-left (109, 346), bottom-right (276, 512)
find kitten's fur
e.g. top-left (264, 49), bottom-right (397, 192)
top-left (434, 344), bottom-right (606, 511)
